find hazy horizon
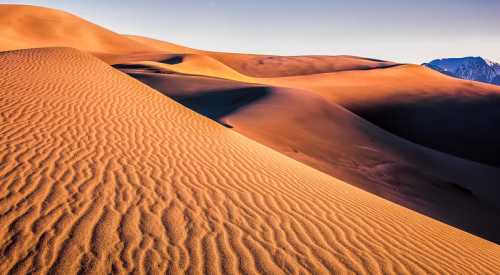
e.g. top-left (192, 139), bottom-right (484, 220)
top-left (5, 0), bottom-right (500, 63)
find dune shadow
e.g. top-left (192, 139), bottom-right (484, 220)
top-left (119, 65), bottom-right (272, 126)
top-left (112, 63), bottom-right (148, 70)
top-left (160, 55), bottom-right (184, 65)
top-left (356, 63), bottom-right (402, 71)
top-left (112, 63), bottom-right (172, 74)
top-left (167, 87), bottom-right (271, 127)
top-left (350, 94), bottom-right (500, 167)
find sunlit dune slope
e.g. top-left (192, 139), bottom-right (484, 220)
top-left (263, 65), bottom-right (500, 166)
top-left (0, 4), bottom-right (153, 60)
top-left (134, 54), bottom-right (254, 82)
top-left (264, 64), bottom-right (500, 107)
top-left (122, 68), bottom-right (500, 243)
top-left (125, 34), bottom-right (397, 77)
top-left (1, 48), bottom-right (500, 274)
top-left (203, 52), bottom-right (398, 77)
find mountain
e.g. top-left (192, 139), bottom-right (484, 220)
top-left (423, 56), bottom-right (500, 85)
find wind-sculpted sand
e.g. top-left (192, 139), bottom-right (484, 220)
top-left (2, 48), bottom-right (500, 274)
top-left (121, 68), bottom-right (500, 243)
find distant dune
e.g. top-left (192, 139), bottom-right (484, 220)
top-left (125, 35), bottom-right (398, 77)
top-left (199, 53), bottom-right (398, 77)
top-left (1, 4), bottom-right (500, 274)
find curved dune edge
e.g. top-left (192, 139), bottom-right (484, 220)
top-left (1, 48), bottom-right (499, 274)
top-left (0, 4), bottom-right (154, 57)
top-left (138, 55), bottom-right (254, 82)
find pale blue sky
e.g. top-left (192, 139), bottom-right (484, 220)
top-left (5, 0), bottom-right (500, 63)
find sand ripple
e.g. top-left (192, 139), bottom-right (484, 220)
top-left (0, 48), bottom-right (499, 274)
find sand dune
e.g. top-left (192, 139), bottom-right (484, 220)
top-left (262, 65), bottom-right (500, 166)
top-left (134, 54), bottom-right (254, 82)
top-left (1, 4), bottom-right (500, 274)
top-left (114, 35), bottom-right (500, 242)
top-left (1, 47), bottom-right (500, 274)
top-left (114, 48), bottom-right (500, 167)
top-left (122, 67), bottom-right (500, 243)
top-left (202, 52), bottom-right (398, 77)
top-left (125, 34), bottom-right (398, 77)
top-left (0, 4), bottom-right (154, 61)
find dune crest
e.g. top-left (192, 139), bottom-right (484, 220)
top-left (1, 47), bottom-right (499, 274)
top-left (0, 4), bottom-right (154, 61)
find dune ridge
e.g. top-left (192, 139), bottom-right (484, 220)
top-left (0, 4), bottom-right (155, 61)
top-left (1, 47), bottom-right (499, 274)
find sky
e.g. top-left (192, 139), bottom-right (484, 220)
top-left (5, 0), bottom-right (500, 63)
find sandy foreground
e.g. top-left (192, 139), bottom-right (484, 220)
top-left (1, 47), bottom-right (499, 274)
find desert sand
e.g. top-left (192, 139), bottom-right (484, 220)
top-left (1, 4), bottom-right (500, 275)
top-left (2, 46), bottom-right (500, 275)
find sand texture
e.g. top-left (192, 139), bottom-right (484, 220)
top-left (1, 4), bottom-right (500, 275)
top-left (1, 48), bottom-right (500, 274)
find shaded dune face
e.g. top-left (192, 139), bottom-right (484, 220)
top-left (259, 65), bottom-right (500, 167)
top-left (120, 68), bottom-right (500, 244)
top-left (1, 48), bottom-right (500, 274)
top-left (348, 93), bottom-right (500, 167)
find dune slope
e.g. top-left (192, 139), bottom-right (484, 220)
top-left (203, 52), bottom-right (399, 77)
top-left (1, 48), bottom-right (500, 274)
top-left (263, 65), bottom-right (500, 166)
top-left (0, 4), bottom-right (154, 61)
top-left (121, 68), bottom-right (500, 243)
